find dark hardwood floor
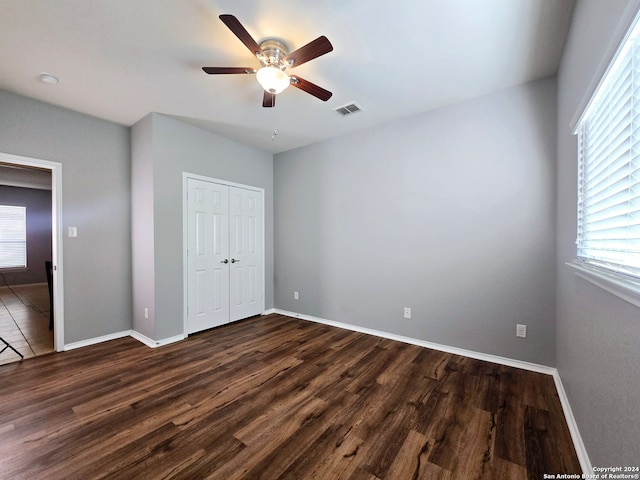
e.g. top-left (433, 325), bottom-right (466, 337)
top-left (0, 314), bottom-right (581, 479)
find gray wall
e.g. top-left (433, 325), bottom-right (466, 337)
top-left (0, 185), bottom-right (52, 285)
top-left (275, 77), bottom-right (557, 365)
top-left (131, 113), bottom-right (274, 341)
top-left (0, 89), bottom-right (131, 344)
top-left (557, 0), bottom-right (640, 466)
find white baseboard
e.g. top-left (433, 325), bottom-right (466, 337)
top-left (64, 330), bottom-right (185, 351)
top-left (274, 309), bottom-right (555, 374)
top-left (64, 330), bottom-right (131, 351)
top-left (272, 308), bottom-right (592, 473)
top-left (130, 330), bottom-right (185, 348)
top-left (262, 308), bottom-right (276, 315)
top-left (552, 371), bottom-right (593, 474)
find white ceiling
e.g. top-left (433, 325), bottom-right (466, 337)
top-left (0, 0), bottom-right (575, 154)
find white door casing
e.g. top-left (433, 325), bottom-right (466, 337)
top-left (185, 175), bottom-right (264, 335)
top-left (0, 152), bottom-right (64, 352)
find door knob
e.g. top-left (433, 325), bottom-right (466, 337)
top-left (221, 259), bottom-right (229, 264)
top-left (231, 258), bottom-right (240, 263)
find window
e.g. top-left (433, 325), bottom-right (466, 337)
top-left (575, 13), bottom-right (640, 280)
top-left (0, 205), bottom-right (27, 269)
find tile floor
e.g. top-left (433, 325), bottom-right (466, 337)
top-left (0, 283), bottom-right (54, 366)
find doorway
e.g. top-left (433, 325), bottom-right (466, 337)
top-left (0, 152), bottom-right (64, 354)
top-left (184, 174), bottom-right (265, 335)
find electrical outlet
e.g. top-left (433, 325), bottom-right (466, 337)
top-left (516, 324), bottom-right (527, 338)
top-left (294, 291), bottom-right (299, 300)
top-left (404, 307), bottom-right (411, 319)
top-left (144, 308), bottom-right (149, 319)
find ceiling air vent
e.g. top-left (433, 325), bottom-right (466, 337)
top-left (334, 102), bottom-right (363, 117)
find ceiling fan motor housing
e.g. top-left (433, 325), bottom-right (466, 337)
top-left (258, 39), bottom-right (290, 69)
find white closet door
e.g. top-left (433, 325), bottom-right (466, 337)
top-left (229, 186), bottom-right (264, 322)
top-left (186, 178), bottom-right (264, 335)
top-left (187, 178), bottom-right (229, 334)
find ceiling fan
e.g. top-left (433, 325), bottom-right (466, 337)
top-left (203, 14), bottom-right (333, 108)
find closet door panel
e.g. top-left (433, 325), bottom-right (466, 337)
top-left (229, 186), bottom-right (264, 321)
top-left (187, 179), bottom-right (229, 334)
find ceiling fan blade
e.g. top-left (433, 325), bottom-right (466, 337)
top-left (284, 36), bottom-right (333, 68)
top-left (290, 76), bottom-right (332, 101)
top-left (219, 14), bottom-right (263, 57)
top-left (262, 91), bottom-right (276, 108)
top-left (202, 67), bottom-right (256, 74)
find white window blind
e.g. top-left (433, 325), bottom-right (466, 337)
top-left (576, 14), bottom-right (640, 279)
top-left (0, 205), bottom-right (27, 269)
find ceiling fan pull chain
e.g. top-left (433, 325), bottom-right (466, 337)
top-left (271, 97), bottom-right (278, 141)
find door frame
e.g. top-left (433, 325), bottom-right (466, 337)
top-left (0, 151), bottom-right (64, 352)
top-left (182, 172), bottom-right (265, 336)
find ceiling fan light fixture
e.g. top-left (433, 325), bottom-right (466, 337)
top-left (256, 65), bottom-right (290, 94)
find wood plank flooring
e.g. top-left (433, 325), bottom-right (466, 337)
top-left (0, 314), bottom-right (581, 479)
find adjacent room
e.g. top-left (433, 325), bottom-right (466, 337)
top-left (0, 0), bottom-right (638, 478)
top-left (0, 164), bottom-right (54, 364)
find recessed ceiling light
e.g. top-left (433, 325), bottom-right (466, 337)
top-left (40, 73), bottom-right (59, 85)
